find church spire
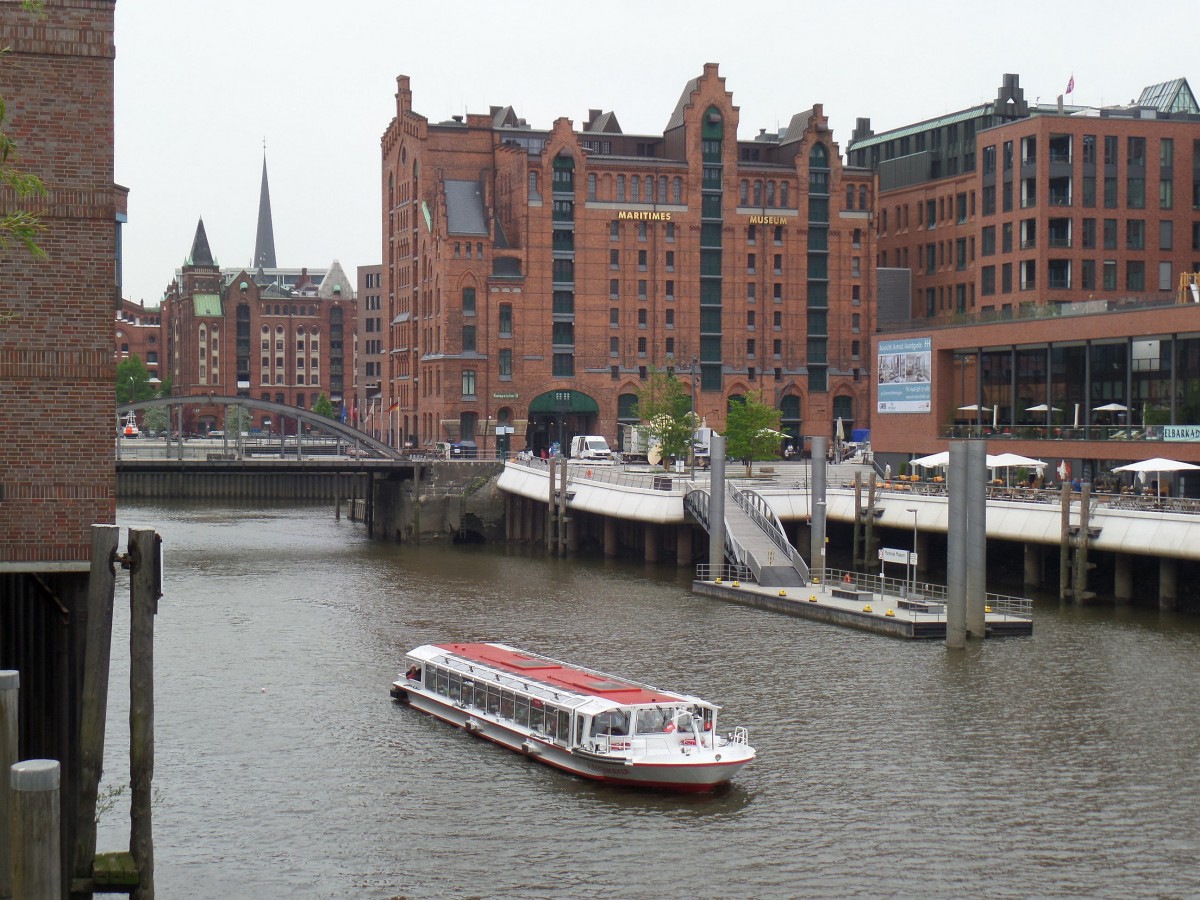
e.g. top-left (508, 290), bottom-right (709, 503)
top-left (189, 216), bottom-right (215, 267)
top-left (254, 148), bottom-right (277, 269)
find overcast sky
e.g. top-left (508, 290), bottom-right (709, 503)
top-left (114, 0), bottom-right (1194, 306)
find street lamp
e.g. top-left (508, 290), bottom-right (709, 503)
top-left (906, 507), bottom-right (918, 597)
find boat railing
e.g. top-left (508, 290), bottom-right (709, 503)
top-left (824, 568), bottom-right (1033, 620)
top-left (730, 726), bottom-right (750, 746)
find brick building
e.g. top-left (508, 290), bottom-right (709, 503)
top-left (848, 74), bottom-right (1200, 323)
top-left (115, 297), bottom-right (163, 381)
top-left (160, 218), bottom-right (358, 433)
top-left (379, 63), bottom-right (874, 455)
top-left (356, 263), bottom-right (384, 439)
top-left (0, 0), bottom-right (122, 885)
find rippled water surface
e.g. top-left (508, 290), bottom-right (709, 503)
top-left (99, 504), bottom-right (1200, 899)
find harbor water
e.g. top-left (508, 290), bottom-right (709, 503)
top-left (99, 503), bottom-right (1200, 899)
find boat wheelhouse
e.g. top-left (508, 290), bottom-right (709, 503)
top-left (390, 642), bottom-right (754, 792)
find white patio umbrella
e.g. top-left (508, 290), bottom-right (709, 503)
top-left (911, 451), bottom-right (950, 469)
top-left (1095, 402), bottom-right (1128, 413)
top-left (1025, 404), bottom-right (1062, 413)
top-left (957, 404), bottom-right (989, 414)
top-left (835, 417), bottom-right (845, 442)
top-left (988, 452), bottom-right (1048, 469)
top-left (1112, 457), bottom-right (1200, 499)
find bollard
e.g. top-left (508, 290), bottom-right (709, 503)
top-left (0, 671), bottom-right (18, 899)
top-left (11, 759), bottom-right (60, 900)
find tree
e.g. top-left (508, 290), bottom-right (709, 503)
top-left (0, 1), bottom-right (48, 264)
top-left (115, 356), bottom-right (158, 405)
top-left (723, 391), bottom-right (783, 476)
top-left (632, 368), bottom-right (694, 464)
top-left (312, 392), bottom-right (335, 419)
top-left (224, 405), bottom-right (251, 436)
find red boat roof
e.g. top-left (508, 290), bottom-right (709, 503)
top-left (434, 642), bottom-right (680, 707)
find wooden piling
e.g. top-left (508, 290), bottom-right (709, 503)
top-left (11, 759), bottom-right (61, 900)
top-left (129, 528), bottom-right (159, 900)
top-left (72, 524), bottom-right (120, 891)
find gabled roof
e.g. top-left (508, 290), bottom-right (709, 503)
top-left (587, 110), bottom-right (622, 134)
top-left (444, 180), bottom-right (488, 236)
top-left (779, 109), bottom-right (815, 146)
top-left (665, 76), bottom-right (700, 131)
top-left (1138, 77), bottom-right (1199, 114)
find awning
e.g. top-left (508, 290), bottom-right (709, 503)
top-left (528, 390), bottom-right (599, 415)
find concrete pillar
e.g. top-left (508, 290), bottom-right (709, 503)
top-left (1160, 556), bottom-right (1178, 610)
top-left (946, 441), bottom-right (968, 649)
top-left (604, 517), bottom-right (618, 558)
top-left (914, 531), bottom-right (928, 580)
top-left (708, 434), bottom-right (726, 578)
top-left (810, 436), bottom-right (827, 582)
top-left (0, 671), bottom-right (17, 898)
top-left (1024, 543), bottom-right (1042, 591)
top-left (676, 525), bottom-right (693, 569)
top-left (965, 439), bottom-right (988, 639)
top-left (1113, 552), bottom-right (1132, 604)
top-left (567, 513), bottom-right (579, 554)
top-left (644, 523), bottom-right (659, 563)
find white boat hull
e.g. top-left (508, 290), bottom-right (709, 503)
top-left (394, 682), bottom-right (751, 792)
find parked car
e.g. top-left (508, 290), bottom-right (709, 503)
top-left (449, 441), bottom-right (477, 459)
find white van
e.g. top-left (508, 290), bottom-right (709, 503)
top-left (569, 435), bottom-right (613, 460)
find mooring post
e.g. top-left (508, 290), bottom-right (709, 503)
top-left (0, 670), bottom-right (19, 899)
top-left (557, 457), bottom-right (568, 557)
top-left (11, 759), bottom-right (61, 900)
top-left (810, 436), bottom-right (827, 584)
top-left (335, 473), bottom-right (341, 521)
top-left (73, 524), bottom-right (121, 889)
top-left (966, 440), bottom-right (988, 638)
top-left (129, 528), bottom-right (159, 900)
top-left (852, 472), bottom-right (862, 567)
top-left (1059, 480), bottom-right (1071, 600)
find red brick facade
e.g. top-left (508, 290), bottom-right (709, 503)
top-left (379, 64), bottom-right (874, 455)
top-left (0, 0), bottom-right (121, 566)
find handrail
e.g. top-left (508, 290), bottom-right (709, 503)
top-left (729, 485), bottom-right (811, 582)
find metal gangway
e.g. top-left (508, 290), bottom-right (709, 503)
top-left (684, 481), bottom-right (810, 587)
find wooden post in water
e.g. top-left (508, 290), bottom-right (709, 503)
top-left (11, 759), bottom-right (60, 900)
top-left (1059, 481), bottom-right (1071, 600)
top-left (864, 473), bottom-right (878, 567)
top-left (335, 473), bottom-right (341, 521)
top-left (1073, 483), bottom-right (1094, 603)
top-left (129, 528), bottom-right (159, 900)
top-left (73, 525), bottom-right (120, 890)
top-left (0, 670), bottom-right (18, 899)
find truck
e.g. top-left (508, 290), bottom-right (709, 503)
top-left (692, 426), bottom-right (712, 466)
top-left (569, 434), bottom-right (613, 461)
top-left (619, 424), bottom-right (660, 462)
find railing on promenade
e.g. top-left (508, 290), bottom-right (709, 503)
top-left (823, 567), bottom-right (1033, 621)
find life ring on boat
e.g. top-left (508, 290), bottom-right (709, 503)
top-left (610, 741), bottom-right (630, 751)
top-left (680, 738), bottom-right (698, 746)
top-left (664, 722), bottom-right (676, 733)
top-left (703, 721), bottom-right (713, 731)
top-left (586, 468), bottom-right (593, 478)
top-left (843, 573), bottom-right (852, 583)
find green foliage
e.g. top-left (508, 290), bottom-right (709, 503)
top-left (632, 368), bottom-right (694, 462)
top-left (115, 356), bottom-right (158, 405)
top-left (142, 404), bottom-right (169, 436)
top-left (722, 391), bottom-right (783, 475)
top-left (312, 392), bottom-right (335, 419)
top-left (224, 405), bottom-right (251, 435)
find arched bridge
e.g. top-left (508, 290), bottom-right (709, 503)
top-left (117, 395), bottom-right (402, 459)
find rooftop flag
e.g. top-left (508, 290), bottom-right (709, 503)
top-left (1066, 74), bottom-right (1075, 94)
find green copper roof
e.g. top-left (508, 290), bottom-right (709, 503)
top-left (193, 294), bottom-right (222, 317)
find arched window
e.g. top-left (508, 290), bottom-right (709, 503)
top-left (833, 395), bottom-right (854, 425)
top-left (767, 181), bottom-right (776, 207)
top-left (846, 185), bottom-right (855, 209)
top-left (859, 185), bottom-right (868, 209)
top-left (753, 181), bottom-right (762, 206)
top-left (780, 182), bottom-right (789, 207)
top-left (739, 180), bottom-right (749, 205)
top-left (809, 143), bottom-right (828, 167)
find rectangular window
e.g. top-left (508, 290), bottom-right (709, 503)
top-left (1160, 219), bottom-right (1173, 250)
top-left (637, 337), bottom-right (647, 357)
top-left (1126, 219), bottom-right (1145, 250)
top-left (462, 287), bottom-right (476, 314)
top-left (609, 308), bottom-right (619, 327)
top-left (1002, 222), bottom-right (1013, 253)
top-left (1103, 219), bottom-right (1117, 249)
top-left (1104, 135), bottom-right (1118, 165)
top-left (1103, 260), bottom-right (1117, 290)
top-left (665, 308), bottom-right (675, 327)
top-left (1082, 175), bottom-right (1096, 207)
top-left (609, 337), bottom-right (619, 357)
top-left (610, 249), bottom-right (619, 269)
top-left (552, 354), bottom-right (574, 377)
top-left (665, 280), bottom-right (675, 299)
top-left (462, 325), bottom-right (476, 353)
top-left (1128, 177), bottom-right (1145, 209)
top-left (982, 185), bottom-right (995, 216)
top-left (1160, 179), bottom-right (1173, 210)
top-left (1082, 135), bottom-right (1096, 165)
top-left (665, 250), bottom-right (675, 271)
top-left (1001, 263), bottom-right (1013, 293)
top-left (1104, 176), bottom-right (1117, 208)
top-left (638, 249), bottom-right (647, 270)
top-left (982, 265), bottom-right (996, 295)
top-left (609, 279), bottom-right (619, 300)
top-left (1127, 260), bottom-right (1144, 291)
top-left (1128, 136), bottom-right (1146, 167)
top-left (498, 348), bottom-right (512, 378)
top-left (981, 226), bottom-right (995, 256)
top-left (746, 339), bottom-right (756, 358)
top-left (462, 369), bottom-right (476, 397)
top-left (1159, 261), bottom-right (1173, 292)
top-left (1081, 218), bottom-right (1096, 249)
top-left (638, 279), bottom-right (647, 300)
top-left (1081, 259), bottom-right (1095, 290)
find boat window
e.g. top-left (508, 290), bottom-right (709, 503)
top-left (485, 683), bottom-right (501, 715)
top-left (499, 690), bottom-right (515, 719)
top-left (635, 707), bottom-right (679, 734)
top-left (514, 695), bottom-right (530, 727)
top-left (557, 709), bottom-right (571, 744)
top-left (460, 678), bottom-right (475, 707)
top-left (447, 671), bottom-right (462, 701)
top-left (528, 698), bottom-right (547, 733)
top-left (592, 709), bottom-right (630, 737)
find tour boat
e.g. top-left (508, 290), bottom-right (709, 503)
top-left (391, 642), bottom-right (754, 792)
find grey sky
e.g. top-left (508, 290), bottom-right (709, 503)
top-left (114, 0), bottom-right (1192, 306)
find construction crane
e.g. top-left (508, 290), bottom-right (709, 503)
top-left (1179, 271), bottom-right (1200, 303)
